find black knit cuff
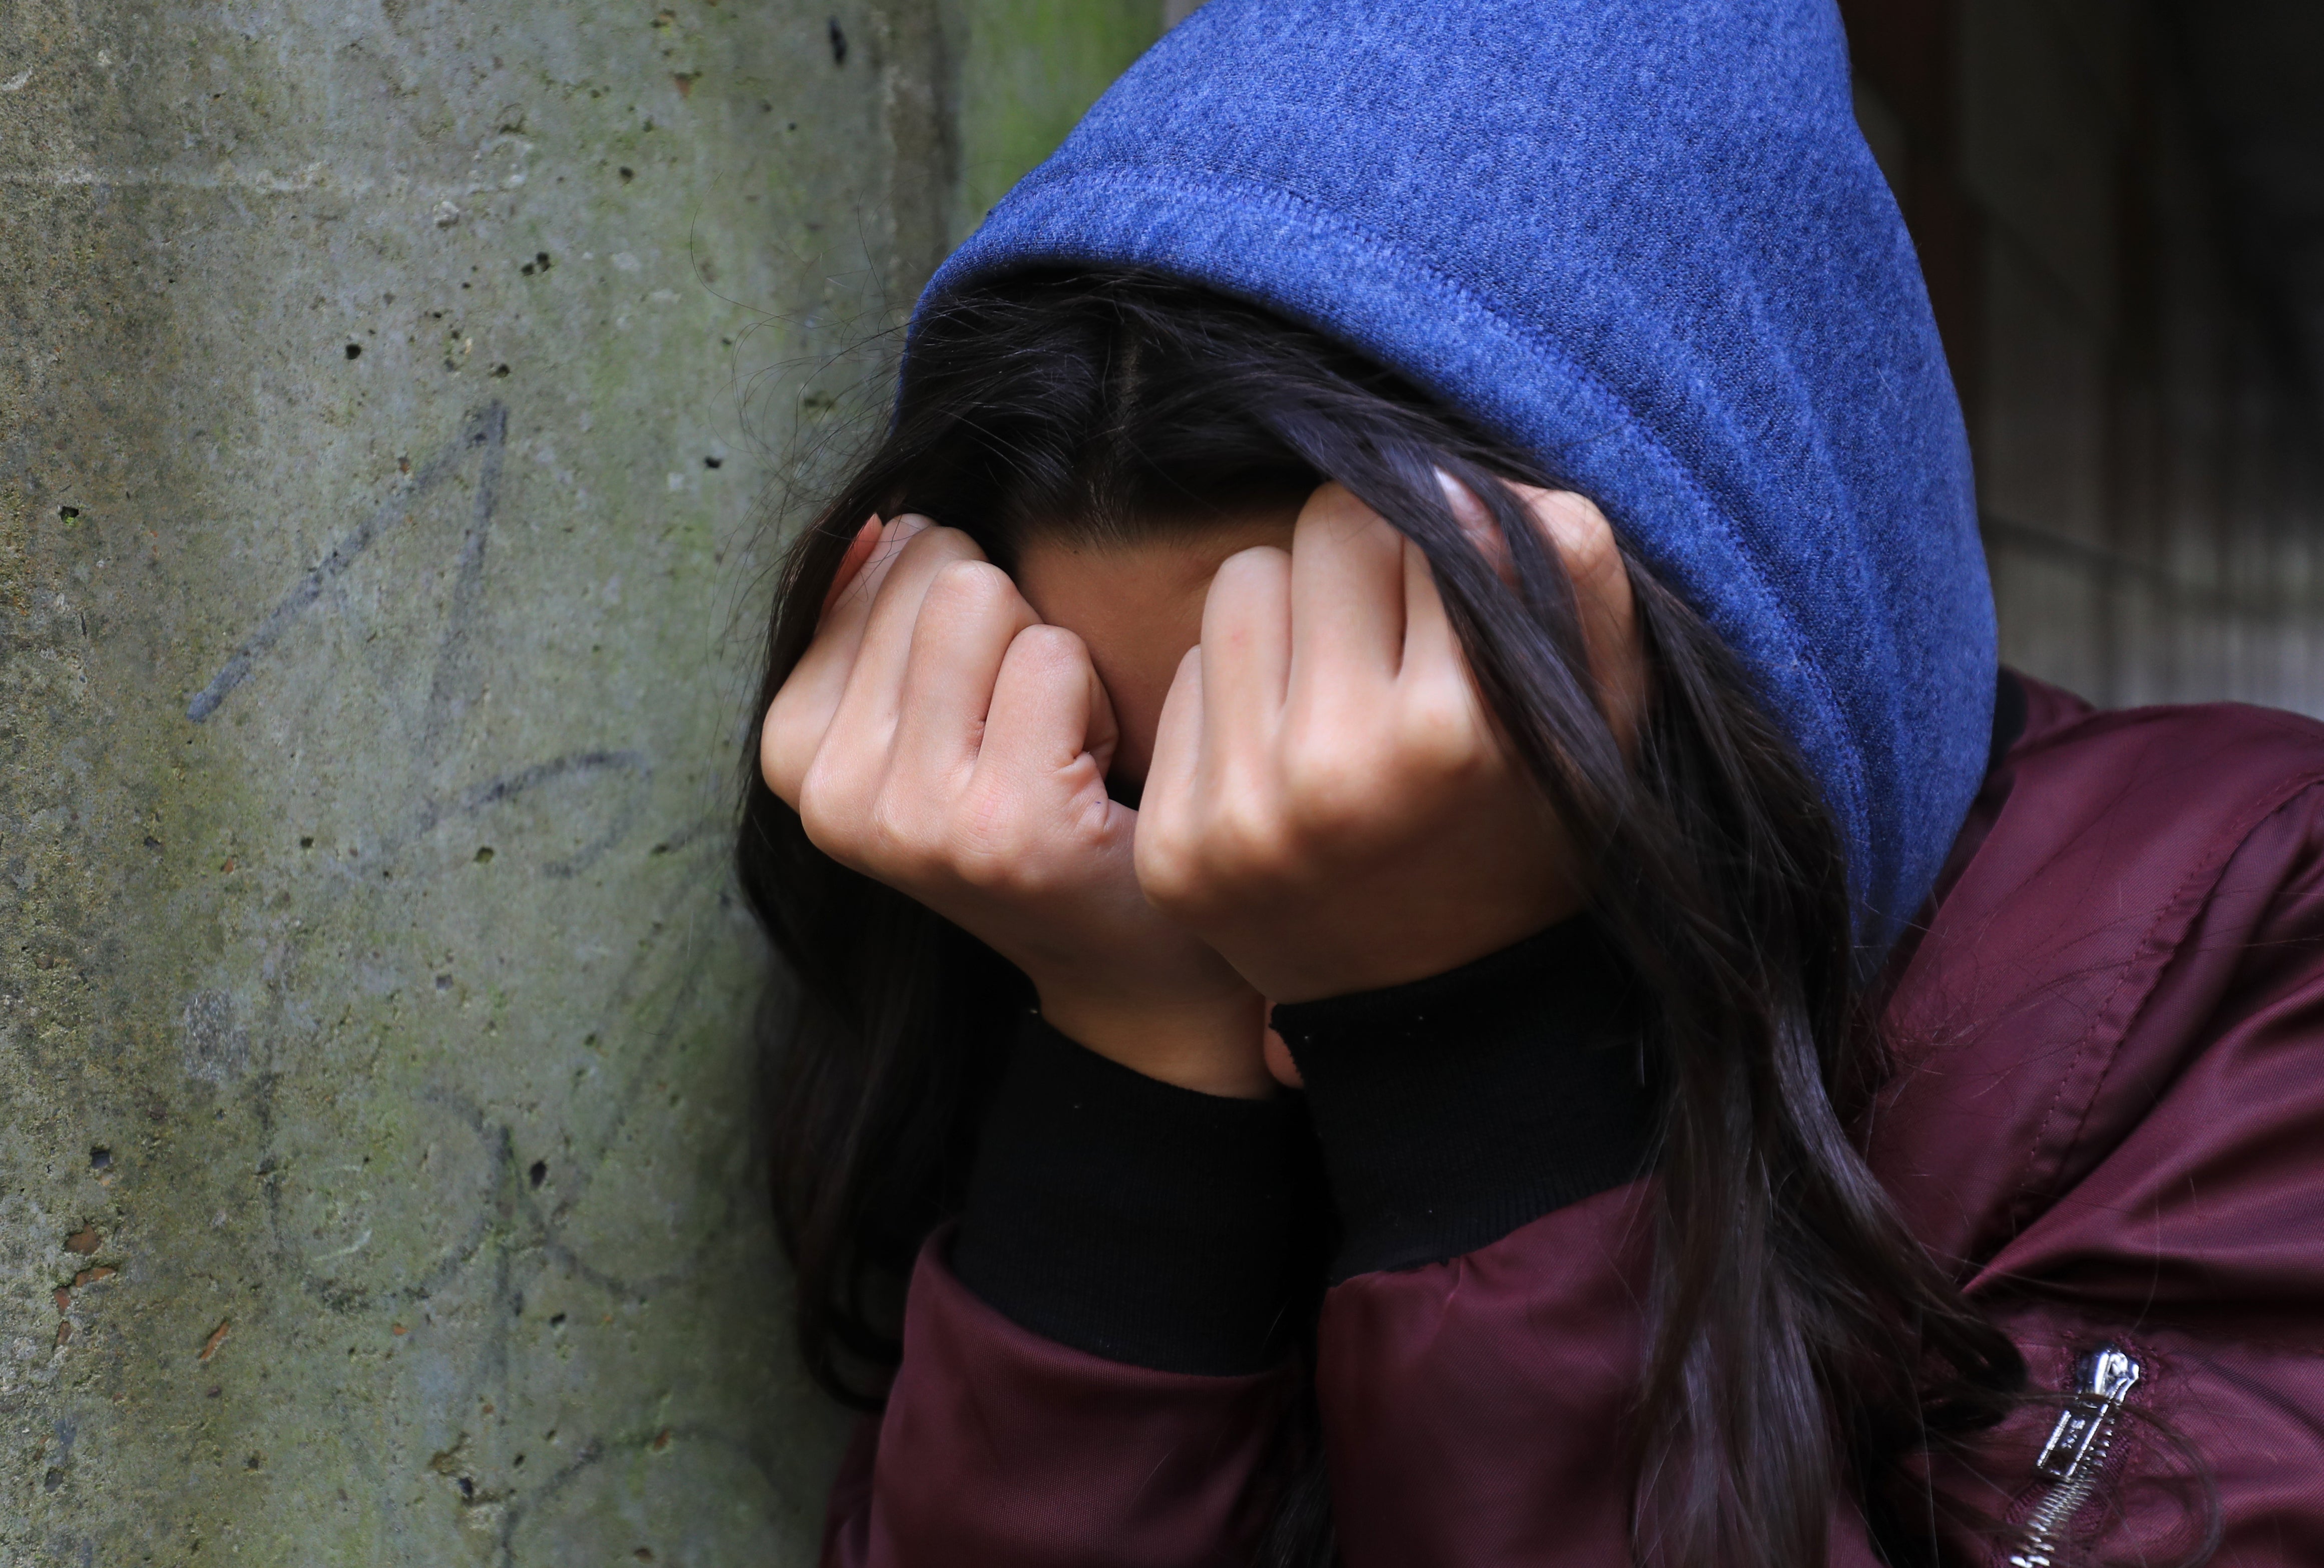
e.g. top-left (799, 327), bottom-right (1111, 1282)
top-left (951, 1015), bottom-right (1325, 1376)
top-left (1270, 919), bottom-right (1655, 1282)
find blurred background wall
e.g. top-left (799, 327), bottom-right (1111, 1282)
top-left (1843, 0), bottom-right (2324, 712)
top-left (1, 1), bottom-right (2316, 1564)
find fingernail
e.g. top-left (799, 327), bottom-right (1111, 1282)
top-left (1434, 469), bottom-right (1512, 582)
top-left (1434, 468), bottom-right (1484, 521)
top-left (819, 514), bottom-right (884, 619)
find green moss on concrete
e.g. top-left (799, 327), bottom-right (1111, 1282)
top-left (951, 0), bottom-right (1166, 244)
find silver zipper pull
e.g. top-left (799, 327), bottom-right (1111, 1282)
top-left (2033, 1344), bottom-right (2142, 1481)
top-left (2010, 1345), bottom-right (2145, 1568)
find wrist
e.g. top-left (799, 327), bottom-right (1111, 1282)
top-left (952, 1015), bottom-right (1326, 1375)
top-left (1035, 983), bottom-right (1273, 1099)
top-left (1270, 918), bottom-right (1655, 1279)
top-left (1233, 881), bottom-right (1587, 1005)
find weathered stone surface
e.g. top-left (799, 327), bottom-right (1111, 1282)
top-left (0, 1), bottom-right (1149, 1559)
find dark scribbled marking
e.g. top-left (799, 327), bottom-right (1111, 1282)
top-left (187, 403), bottom-right (509, 722)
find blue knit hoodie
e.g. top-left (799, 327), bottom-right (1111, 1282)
top-left (918, 0), bottom-right (1997, 948)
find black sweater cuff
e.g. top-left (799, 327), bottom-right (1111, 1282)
top-left (951, 1014), bottom-right (1324, 1377)
top-left (1270, 919), bottom-right (1655, 1282)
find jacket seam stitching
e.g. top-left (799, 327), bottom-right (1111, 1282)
top-left (2026, 769), bottom-right (2324, 1207)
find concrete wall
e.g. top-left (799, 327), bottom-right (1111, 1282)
top-left (0, 2), bottom-right (1150, 1561)
top-left (1845, 0), bottom-right (2324, 714)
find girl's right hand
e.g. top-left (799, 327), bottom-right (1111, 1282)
top-left (760, 516), bottom-right (1273, 1099)
top-left (1133, 483), bottom-right (1641, 1008)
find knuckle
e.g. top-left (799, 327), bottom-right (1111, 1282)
top-left (1135, 829), bottom-right (1201, 908)
top-left (760, 692), bottom-right (826, 804)
top-left (1278, 744), bottom-right (1360, 820)
top-left (1006, 621), bottom-right (1085, 670)
top-left (1206, 792), bottom-right (1298, 884)
top-left (760, 737), bottom-right (809, 808)
top-left (1296, 481), bottom-right (1373, 533)
top-left (946, 839), bottom-right (1012, 893)
top-left (796, 778), bottom-right (866, 865)
top-left (1277, 785), bottom-right (1361, 848)
top-left (864, 792), bottom-right (945, 881)
top-left (1402, 700), bottom-right (1484, 776)
top-left (944, 820), bottom-right (1022, 894)
top-left (1208, 546), bottom-right (1292, 610)
top-left (926, 554), bottom-right (1004, 593)
top-left (1277, 732), bottom-right (1383, 838)
top-left (794, 789), bottom-right (837, 851)
top-left (922, 558), bottom-right (1015, 620)
top-left (941, 781), bottom-right (1057, 896)
top-left (898, 523), bottom-right (984, 570)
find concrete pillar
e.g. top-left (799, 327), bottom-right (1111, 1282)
top-left (0, 2), bottom-right (1150, 1559)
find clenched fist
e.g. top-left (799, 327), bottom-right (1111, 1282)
top-left (1133, 482), bottom-right (1641, 1005)
top-left (760, 515), bottom-right (1271, 1098)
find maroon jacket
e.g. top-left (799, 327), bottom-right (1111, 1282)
top-left (818, 676), bottom-right (2324, 1565)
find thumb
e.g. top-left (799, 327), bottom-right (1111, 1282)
top-left (1133, 645), bottom-right (1206, 895)
top-left (1074, 642), bottom-right (1122, 784)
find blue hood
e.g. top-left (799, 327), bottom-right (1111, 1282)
top-left (918, 0), bottom-right (1997, 949)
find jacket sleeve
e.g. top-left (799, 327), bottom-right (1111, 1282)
top-left (1268, 921), bottom-right (1898, 1568)
top-left (820, 1017), bottom-right (1322, 1568)
top-left (1269, 920), bottom-right (1689, 1567)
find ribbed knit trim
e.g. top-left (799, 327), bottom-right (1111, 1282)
top-left (951, 1015), bottom-right (1325, 1376)
top-left (1271, 920), bottom-right (1655, 1282)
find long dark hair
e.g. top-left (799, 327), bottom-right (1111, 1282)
top-left (735, 270), bottom-right (2025, 1567)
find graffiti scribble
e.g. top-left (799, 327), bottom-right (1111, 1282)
top-left (186, 403), bottom-right (508, 722)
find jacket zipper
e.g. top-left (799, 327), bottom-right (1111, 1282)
top-left (2005, 1344), bottom-right (2142, 1568)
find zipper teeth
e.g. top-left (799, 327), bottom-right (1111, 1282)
top-left (2004, 1414), bottom-right (2116, 1568)
top-left (2005, 1344), bottom-right (2140, 1568)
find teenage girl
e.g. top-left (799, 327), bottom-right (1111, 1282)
top-left (737, 3), bottom-right (2324, 1564)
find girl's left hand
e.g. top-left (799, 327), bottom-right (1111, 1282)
top-left (1134, 481), bottom-right (1642, 1006)
top-left (763, 516), bottom-right (1273, 1099)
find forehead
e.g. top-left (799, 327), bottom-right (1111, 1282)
top-left (1005, 510), bottom-right (1302, 789)
top-left (1010, 513), bottom-right (1297, 627)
